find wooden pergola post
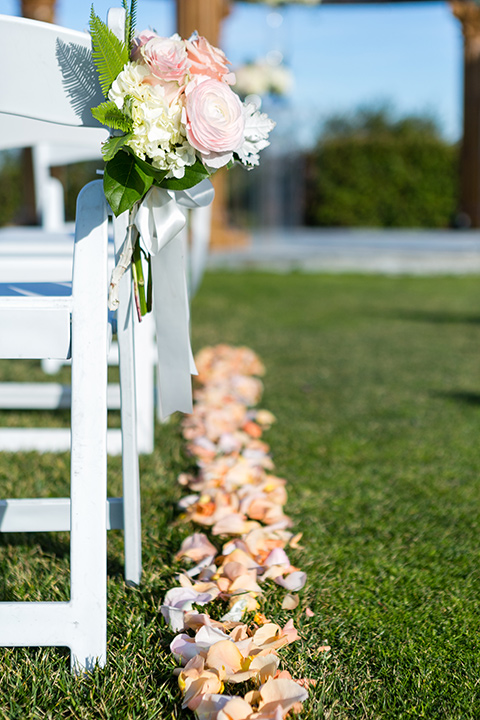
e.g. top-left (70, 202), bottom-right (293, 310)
top-left (21, 0), bottom-right (56, 23)
top-left (451, 0), bottom-right (480, 227)
top-left (176, 0), bottom-right (249, 249)
top-left (18, 0), bottom-right (57, 224)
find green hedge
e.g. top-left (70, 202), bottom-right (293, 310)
top-left (305, 109), bottom-right (459, 228)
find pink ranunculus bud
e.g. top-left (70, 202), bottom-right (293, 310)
top-left (131, 29), bottom-right (158, 61)
top-left (185, 77), bottom-right (245, 169)
top-left (141, 34), bottom-right (190, 85)
top-left (186, 35), bottom-right (236, 85)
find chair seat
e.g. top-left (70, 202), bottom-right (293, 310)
top-left (0, 282), bottom-right (73, 359)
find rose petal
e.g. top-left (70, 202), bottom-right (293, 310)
top-left (257, 677), bottom-right (308, 715)
top-left (281, 593), bottom-right (299, 610)
top-left (194, 694), bottom-right (237, 720)
top-left (274, 571), bottom-right (307, 592)
top-left (175, 533), bottom-right (218, 563)
top-left (220, 597), bottom-right (250, 622)
top-left (160, 605), bottom-right (186, 632)
top-left (206, 639), bottom-right (245, 678)
top-left (217, 697), bottom-right (254, 720)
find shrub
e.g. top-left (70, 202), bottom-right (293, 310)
top-left (305, 106), bottom-right (459, 228)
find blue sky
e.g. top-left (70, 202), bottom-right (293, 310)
top-left (3, 0), bottom-right (462, 146)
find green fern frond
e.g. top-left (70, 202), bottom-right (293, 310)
top-left (129, 0), bottom-right (138, 46)
top-left (121, 0), bottom-right (137, 49)
top-left (91, 100), bottom-right (133, 132)
top-left (89, 7), bottom-right (129, 97)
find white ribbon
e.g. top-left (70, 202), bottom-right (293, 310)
top-left (133, 179), bottom-right (214, 420)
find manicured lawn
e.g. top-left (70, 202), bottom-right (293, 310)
top-left (1, 272), bottom-right (480, 718)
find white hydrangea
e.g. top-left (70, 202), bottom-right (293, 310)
top-left (236, 102), bottom-right (276, 167)
top-left (108, 61), bottom-right (196, 179)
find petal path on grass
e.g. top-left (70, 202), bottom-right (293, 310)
top-left (161, 344), bottom-right (314, 719)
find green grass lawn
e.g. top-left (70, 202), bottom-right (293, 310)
top-left (1, 272), bottom-right (480, 719)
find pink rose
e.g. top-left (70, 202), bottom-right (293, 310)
top-left (186, 35), bottom-right (236, 85)
top-left (141, 35), bottom-right (190, 85)
top-left (131, 29), bottom-right (158, 61)
top-left (185, 77), bottom-right (245, 169)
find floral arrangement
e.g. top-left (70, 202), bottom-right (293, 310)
top-left (88, 1), bottom-right (274, 320)
top-left (89, 0), bottom-right (275, 219)
top-left (161, 345), bottom-right (322, 718)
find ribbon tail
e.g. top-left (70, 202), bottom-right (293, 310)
top-left (151, 235), bottom-right (195, 419)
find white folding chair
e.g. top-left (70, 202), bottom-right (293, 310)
top-left (0, 11), bottom-right (141, 669)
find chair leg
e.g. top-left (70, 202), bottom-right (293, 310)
top-left (69, 180), bottom-right (109, 669)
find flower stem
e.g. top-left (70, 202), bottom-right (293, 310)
top-left (132, 237), bottom-right (147, 321)
top-left (146, 253), bottom-right (153, 314)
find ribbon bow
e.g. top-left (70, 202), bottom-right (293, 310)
top-left (110, 179), bottom-right (214, 420)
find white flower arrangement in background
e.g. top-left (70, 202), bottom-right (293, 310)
top-left (234, 58), bottom-right (293, 99)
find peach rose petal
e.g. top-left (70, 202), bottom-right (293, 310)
top-left (282, 619), bottom-right (300, 644)
top-left (194, 694), bottom-right (240, 720)
top-left (256, 677), bottom-right (308, 716)
top-left (274, 571), bottom-right (307, 592)
top-left (281, 593), bottom-right (299, 610)
top-left (217, 697), bottom-right (254, 720)
top-left (182, 670), bottom-right (223, 710)
top-left (288, 532), bottom-right (303, 549)
top-left (205, 640), bottom-right (245, 678)
top-left (170, 633), bottom-right (201, 664)
top-left (174, 533), bottom-right (218, 563)
top-left (305, 607), bottom-right (315, 618)
top-left (212, 514), bottom-right (260, 536)
top-left (249, 653), bottom-right (281, 683)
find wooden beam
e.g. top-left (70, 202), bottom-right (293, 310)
top-left (451, 1), bottom-right (480, 227)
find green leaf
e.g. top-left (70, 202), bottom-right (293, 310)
top-left (91, 100), bottom-right (133, 132)
top-left (89, 8), bottom-right (129, 97)
top-left (101, 133), bottom-right (133, 161)
top-left (104, 150), bottom-right (153, 216)
top-left (125, 147), bottom-right (169, 184)
top-left (159, 159), bottom-right (211, 191)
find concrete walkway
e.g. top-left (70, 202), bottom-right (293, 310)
top-left (208, 228), bottom-right (480, 275)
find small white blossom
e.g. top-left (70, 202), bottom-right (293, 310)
top-left (108, 61), bottom-right (196, 178)
top-left (236, 102), bottom-right (276, 167)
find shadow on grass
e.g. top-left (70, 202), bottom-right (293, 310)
top-left (378, 309), bottom-right (480, 325)
top-left (0, 531), bottom-right (69, 559)
top-left (430, 390), bottom-right (480, 406)
top-left (0, 532), bottom-right (125, 572)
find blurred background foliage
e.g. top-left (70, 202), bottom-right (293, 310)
top-left (304, 105), bottom-right (459, 228)
top-left (0, 104), bottom-right (459, 230)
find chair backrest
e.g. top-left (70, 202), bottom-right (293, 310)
top-left (0, 14), bottom-right (105, 128)
top-left (0, 10), bottom-right (125, 227)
